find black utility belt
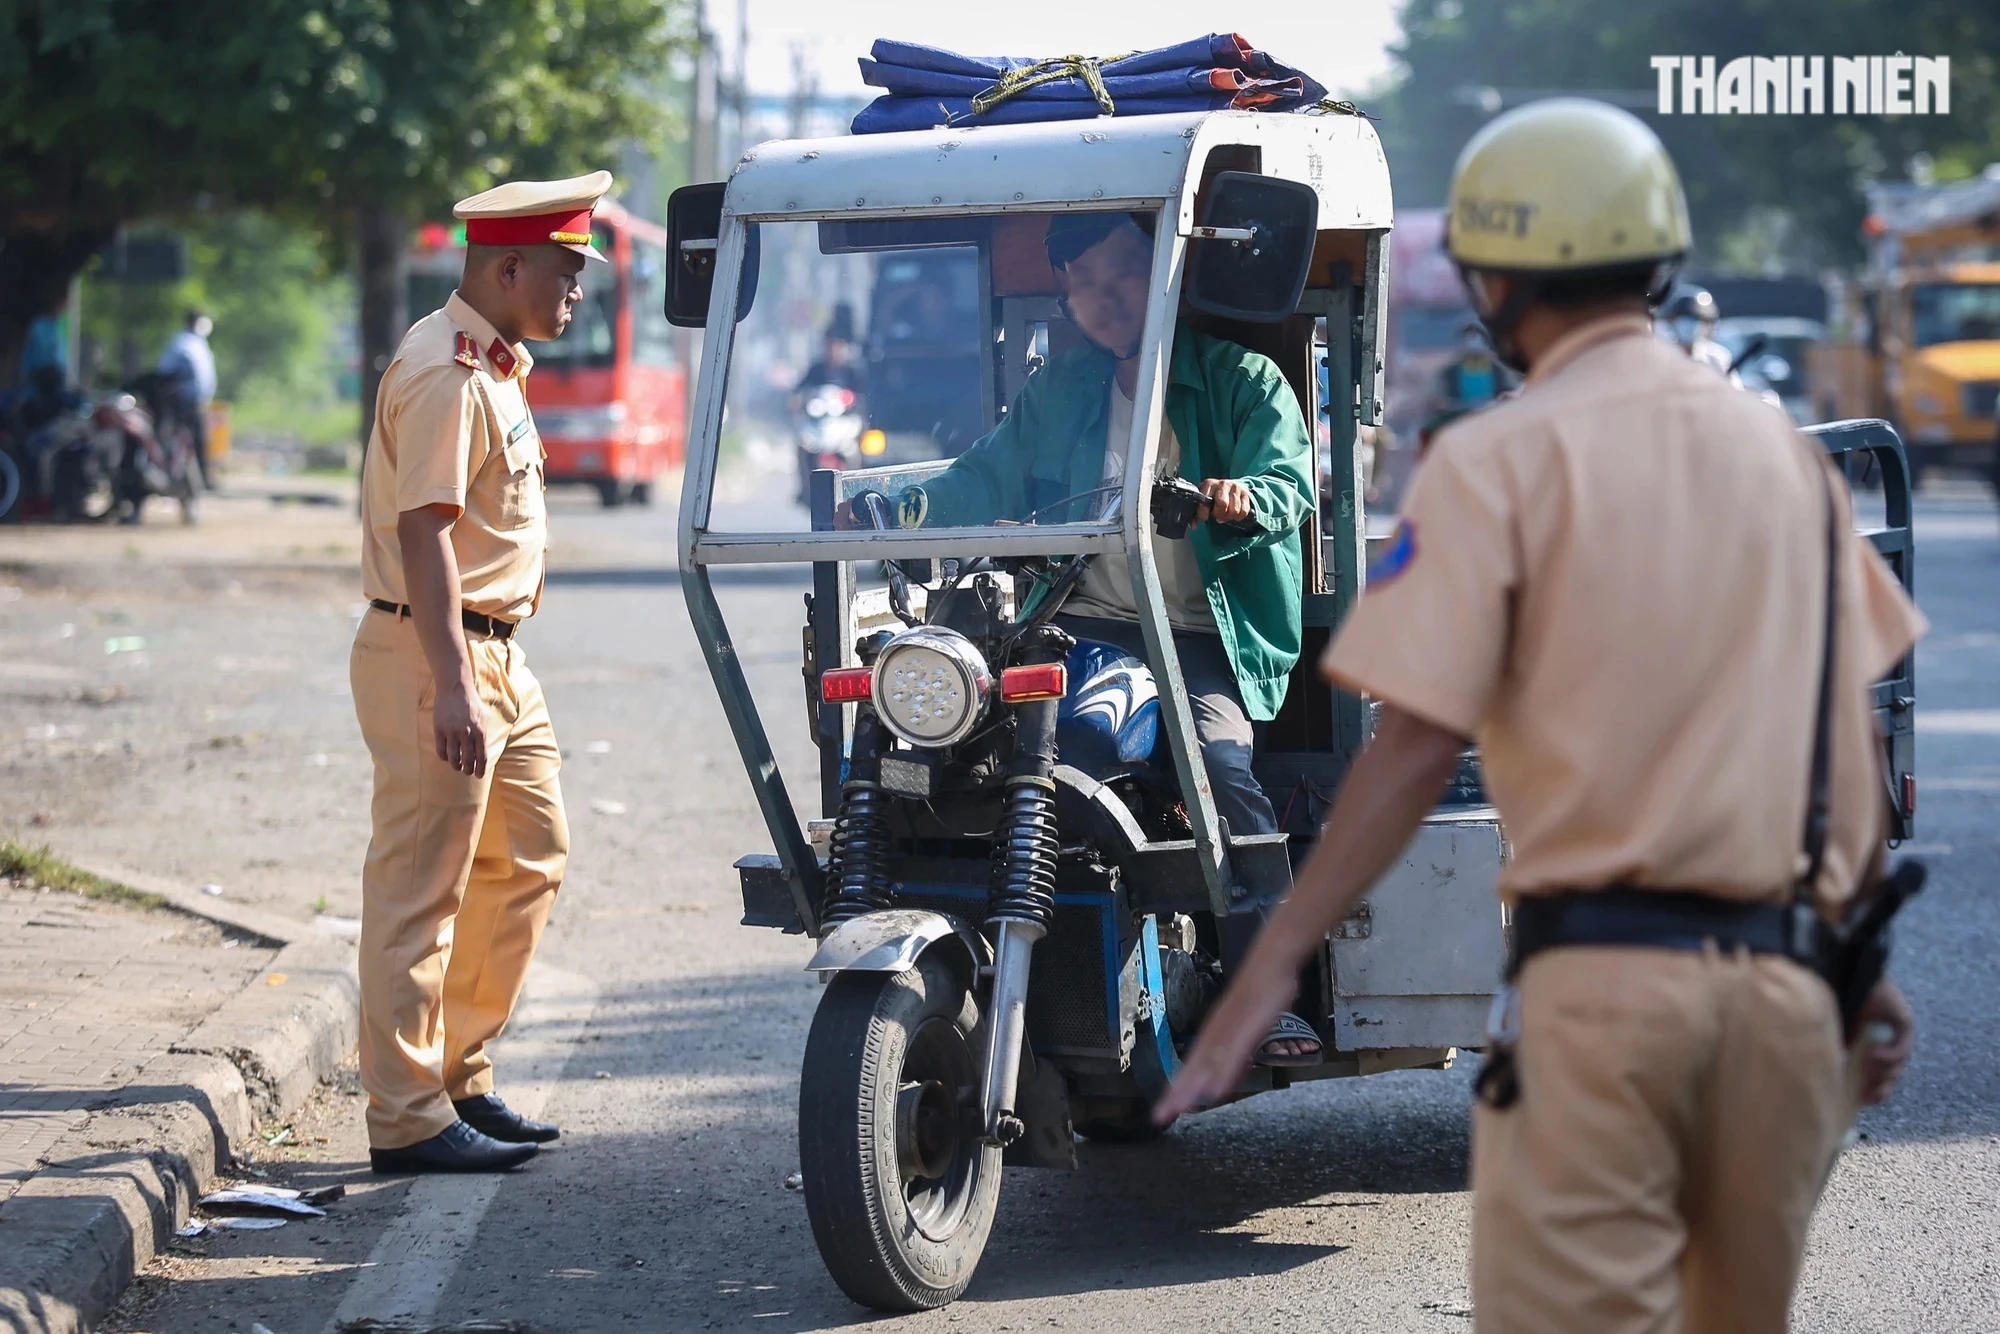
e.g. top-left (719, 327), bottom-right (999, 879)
top-left (1509, 885), bottom-right (1819, 980)
top-left (369, 598), bottom-right (520, 642)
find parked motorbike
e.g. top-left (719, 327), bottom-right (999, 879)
top-left (0, 366), bottom-right (90, 521)
top-left (0, 431), bottom-right (19, 522)
top-left (104, 373), bottom-right (200, 525)
top-left (43, 409), bottom-right (119, 523)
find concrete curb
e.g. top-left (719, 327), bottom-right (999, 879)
top-left (78, 859), bottom-right (308, 950)
top-left (0, 876), bottom-right (359, 1334)
top-left (173, 935), bottom-right (360, 1126)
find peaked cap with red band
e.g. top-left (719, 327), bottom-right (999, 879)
top-left (452, 170), bottom-right (614, 261)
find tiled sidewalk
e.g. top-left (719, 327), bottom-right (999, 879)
top-left (0, 884), bottom-right (277, 1207)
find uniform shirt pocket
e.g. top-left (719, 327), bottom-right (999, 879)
top-left (495, 417), bottom-right (543, 528)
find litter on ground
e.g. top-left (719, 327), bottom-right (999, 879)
top-left (197, 1186), bottom-right (327, 1218)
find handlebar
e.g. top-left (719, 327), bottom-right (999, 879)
top-left (848, 477), bottom-right (1211, 540)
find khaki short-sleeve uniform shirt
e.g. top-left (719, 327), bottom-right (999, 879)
top-left (1324, 314), bottom-right (1926, 914)
top-left (361, 292), bottom-right (547, 621)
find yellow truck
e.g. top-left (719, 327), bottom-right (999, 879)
top-left (1812, 171), bottom-right (2000, 484)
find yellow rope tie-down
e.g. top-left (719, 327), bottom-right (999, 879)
top-left (1305, 97), bottom-right (1371, 118)
top-left (967, 52), bottom-right (1140, 119)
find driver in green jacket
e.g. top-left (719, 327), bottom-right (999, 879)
top-left (883, 212), bottom-right (1322, 1063)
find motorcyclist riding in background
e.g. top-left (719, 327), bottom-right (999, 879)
top-left (1656, 280), bottom-right (1735, 379)
top-left (797, 303), bottom-right (863, 396)
top-left (791, 304), bottom-right (867, 500)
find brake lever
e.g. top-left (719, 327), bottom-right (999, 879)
top-left (1151, 476), bottom-right (1207, 539)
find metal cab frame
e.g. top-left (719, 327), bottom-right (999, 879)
top-left (684, 110), bottom-right (1507, 1058)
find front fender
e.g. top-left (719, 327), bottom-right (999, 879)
top-left (805, 909), bottom-right (991, 981)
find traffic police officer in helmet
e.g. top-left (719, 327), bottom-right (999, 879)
top-left (1158, 99), bottom-right (1925, 1331)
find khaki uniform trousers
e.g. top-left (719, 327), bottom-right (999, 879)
top-left (1472, 944), bottom-right (1852, 1334)
top-left (350, 609), bottom-right (568, 1149)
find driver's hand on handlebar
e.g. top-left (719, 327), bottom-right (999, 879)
top-left (833, 489), bottom-right (893, 530)
top-left (1198, 478), bottom-right (1254, 527)
top-left (834, 486), bottom-right (928, 531)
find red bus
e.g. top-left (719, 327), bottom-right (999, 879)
top-left (406, 199), bottom-right (687, 506)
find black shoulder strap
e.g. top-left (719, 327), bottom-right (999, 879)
top-left (1798, 459), bottom-right (1841, 901)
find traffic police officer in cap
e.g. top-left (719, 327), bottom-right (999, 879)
top-left (1157, 100), bottom-right (1926, 1330)
top-left (353, 170), bottom-right (610, 1173)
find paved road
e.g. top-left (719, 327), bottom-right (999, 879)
top-left (6, 477), bottom-right (1993, 1332)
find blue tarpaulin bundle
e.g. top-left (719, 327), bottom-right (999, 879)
top-left (851, 34), bottom-right (1329, 135)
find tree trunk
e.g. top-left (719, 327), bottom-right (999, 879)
top-left (356, 204), bottom-right (407, 450)
top-left (0, 225), bottom-right (115, 387)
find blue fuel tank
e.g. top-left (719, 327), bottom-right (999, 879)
top-left (1054, 639), bottom-right (1160, 780)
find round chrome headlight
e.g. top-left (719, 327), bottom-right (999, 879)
top-left (871, 627), bottom-right (991, 748)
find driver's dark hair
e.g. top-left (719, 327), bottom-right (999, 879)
top-left (1531, 261), bottom-right (1666, 311)
top-left (1045, 211), bottom-right (1157, 271)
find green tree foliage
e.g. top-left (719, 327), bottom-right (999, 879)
top-left (0, 0), bottom-right (689, 380)
top-left (1376, 0), bottom-right (2000, 268)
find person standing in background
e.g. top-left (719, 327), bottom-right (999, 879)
top-left (156, 309), bottom-right (217, 490)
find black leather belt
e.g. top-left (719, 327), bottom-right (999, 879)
top-left (368, 597), bottom-right (520, 641)
top-left (1509, 886), bottom-right (1821, 980)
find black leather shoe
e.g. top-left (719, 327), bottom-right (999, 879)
top-left (369, 1120), bottom-right (538, 1174)
top-left (453, 1092), bottom-right (560, 1144)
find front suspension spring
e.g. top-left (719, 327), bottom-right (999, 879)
top-left (987, 780), bottom-right (1058, 932)
top-left (822, 782), bottom-right (894, 927)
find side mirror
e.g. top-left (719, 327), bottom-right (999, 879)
top-left (666, 182), bottom-right (761, 328)
top-left (1184, 172), bottom-right (1318, 324)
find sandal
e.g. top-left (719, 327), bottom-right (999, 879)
top-left (1255, 1011), bottom-right (1324, 1067)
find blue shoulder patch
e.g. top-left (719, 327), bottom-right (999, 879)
top-left (1367, 519), bottom-right (1418, 587)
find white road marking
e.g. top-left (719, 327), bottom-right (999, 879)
top-left (324, 962), bottom-right (600, 1333)
top-left (1915, 710), bottom-right (2000, 735)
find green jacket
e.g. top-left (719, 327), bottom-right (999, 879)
top-left (919, 329), bottom-right (1314, 721)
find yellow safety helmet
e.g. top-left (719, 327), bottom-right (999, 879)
top-left (1446, 98), bottom-right (1690, 273)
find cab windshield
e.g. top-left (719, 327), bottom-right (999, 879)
top-left (700, 211), bottom-right (1159, 537)
top-left (1911, 282), bottom-right (2000, 347)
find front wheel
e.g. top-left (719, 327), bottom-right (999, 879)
top-left (798, 955), bottom-right (999, 1311)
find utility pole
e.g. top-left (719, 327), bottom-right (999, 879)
top-left (730, 0), bottom-right (750, 169)
top-left (691, 0), bottom-right (718, 185)
top-left (680, 0), bottom-right (720, 461)
top-left (787, 41), bottom-right (818, 140)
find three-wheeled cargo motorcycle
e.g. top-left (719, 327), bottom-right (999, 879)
top-left (666, 109), bottom-right (1920, 1312)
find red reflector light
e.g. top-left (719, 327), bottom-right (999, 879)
top-left (1902, 772), bottom-right (1916, 816)
top-left (1000, 663), bottom-right (1067, 702)
top-left (820, 667), bottom-right (874, 702)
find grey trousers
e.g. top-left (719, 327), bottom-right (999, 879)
top-left (1055, 614), bottom-right (1281, 974)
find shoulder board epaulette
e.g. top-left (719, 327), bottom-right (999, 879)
top-left (453, 331), bottom-right (481, 370)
